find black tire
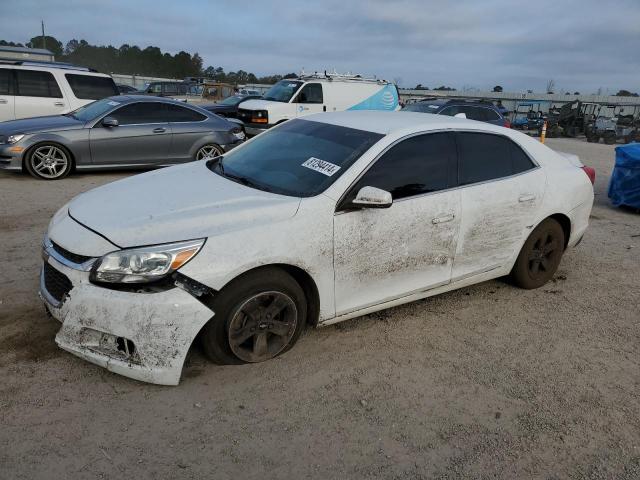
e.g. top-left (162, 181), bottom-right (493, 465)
top-left (201, 267), bottom-right (307, 365)
top-left (603, 132), bottom-right (617, 145)
top-left (24, 143), bottom-right (73, 180)
top-left (510, 218), bottom-right (565, 289)
top-left (586, 134), bottom-right (596, 143)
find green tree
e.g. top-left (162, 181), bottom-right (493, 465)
top-left (26, 35), bottom-right (63, 57)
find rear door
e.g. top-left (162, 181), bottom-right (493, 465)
top-left (333, 132), bottom-right (461, 314)
top-left (167, 104), bottom-right (210, 162)
top-left (451, 132), bottom-right (545, 281)
top-left (294, 83), bottom-right (324, 117)
top-left (14, 69), bottom-right (66, 119)
top-left (0, 68), bottom-right (15, 121)
top-left (89, 101), bottom-right (172, 165)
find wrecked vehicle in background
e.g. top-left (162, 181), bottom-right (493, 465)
top-left (41, 111), bottom-right (595, 385)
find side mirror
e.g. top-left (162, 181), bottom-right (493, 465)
top-left (351, 186), bottom-right (393, 209)
top-left (102, 117), bottom-right (119, 127)
top-left (454, 112), bottom-right (467, 119)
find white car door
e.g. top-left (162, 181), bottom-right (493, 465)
top-left (0, 68), bottom-right (15, 122)
top-left (451, 132), bottom-right (545, 281)
top-left (294, 83), bottom-right (325, 117)
top-left (14, 69), bottom-right (67, 119)
top-left (333, 132), bottom-right (461, 315)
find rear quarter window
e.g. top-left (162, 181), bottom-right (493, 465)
top-left (0, 68), bottom-right (13, 95)
top-left (65, 74), bottom-right (119, 100)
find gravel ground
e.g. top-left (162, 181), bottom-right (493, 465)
top-left (1, 138), bottom-right (639, 480)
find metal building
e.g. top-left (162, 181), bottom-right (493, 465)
top-left (0, 45), bottom-right (55, 62)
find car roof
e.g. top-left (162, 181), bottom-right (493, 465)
top-left (302, 110), bottom-right (508, 135)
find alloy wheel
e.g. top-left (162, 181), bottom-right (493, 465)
top-left (227, 291), bottom-right (298, 363)
top-left (30, 145), bottom-right (69, 179)
top-left (528, 231), bottom-right (561, 279)
top-left (196, 145), bottom-right (223, 160)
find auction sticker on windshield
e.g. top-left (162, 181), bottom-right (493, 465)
top-left (302, 157), bottom-right (341, 176)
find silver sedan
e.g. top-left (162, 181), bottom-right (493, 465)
top-left (0, 95), bottom-right (245, 180)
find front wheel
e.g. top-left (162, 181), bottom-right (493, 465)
top-left (201, 268), bottom-right (307, 364)
top-left (510, 218), bottom-right (565, 289)
top-left (25, 144), bottom-right (72, 180)
top-left (195, 144), bottom-right (223, 161)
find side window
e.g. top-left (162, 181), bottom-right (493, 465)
top-left (345, 133), bottom-right (457, 204)
top-left (0, 69), bottom-right (13, 95)
top-left (15, 70), bottom-right (62, 98)
top-left (167, 104), bottom-right (207, 122)
top-left (164, 83), bottom-right (178, 95)
top-left (457, 132), bottom-right (534, 185)
top-left (110, 102), bottom-right (167, 125)
top-left (511, 142), bottom-right (536, 174)
top-left (65, 74), bottom-right (118, 100)
top-left (296, 83), bottom-right (323, 104)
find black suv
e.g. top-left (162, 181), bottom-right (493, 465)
top-left (403, 98), bottom-right (510, 128)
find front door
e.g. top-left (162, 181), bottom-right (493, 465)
top-left (451, 132), bottom-right (546, 280)
top-left (89, 101), bottom-right (172, 165)
top-left (333, 132), bottom-right (461, 315)
top-left (294, 83), bottom-right (325, 117)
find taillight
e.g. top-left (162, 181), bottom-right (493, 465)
top-left (581, 166), bottom-right (596, 184)
top-left (503, 119), bottom-right (511, 128)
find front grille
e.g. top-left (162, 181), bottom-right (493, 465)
top-left (43, 263), bottom-right (73, 302)
top-left (51, 241), bottom-right (93, 265)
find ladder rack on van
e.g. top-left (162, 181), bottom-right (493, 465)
top-left (0, 59), bottom-right (98, 72)
top-left (299, 70), bottom-right (389, 84)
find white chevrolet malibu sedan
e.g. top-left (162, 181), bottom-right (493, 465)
top-left (41, 111), bottom-right (595, 385)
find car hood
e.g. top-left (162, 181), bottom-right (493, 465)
top-left (239, 99), bottom-right (288, 111)
top-left (203, 104), bottom-right (234, 112)
top-left (0, 115), bottom-right (85, 135)
top-left (68, 161), bottom-right (301, 248)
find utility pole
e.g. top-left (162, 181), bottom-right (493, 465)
top-left (41, 20), bottom-right (46, 50)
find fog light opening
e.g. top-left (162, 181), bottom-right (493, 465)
top-left (116, 337), bottom-right (136, 356)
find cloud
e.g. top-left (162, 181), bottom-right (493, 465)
top-left (2, 0), bottom-right (638, 93)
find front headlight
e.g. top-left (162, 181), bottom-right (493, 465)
top-left (7, 134), bottom-right (25, 144)
top-left (90, 239), bottom-right (205, 284)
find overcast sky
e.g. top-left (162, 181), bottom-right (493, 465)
top-left (3, 0), bottom-right (639, 93)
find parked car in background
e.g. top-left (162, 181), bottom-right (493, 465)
top-left (0, 95), bottom-right (245, 180)
top-left (402, 98), bottom-right (511, 128)
top-left (0, 61), bottom-right (119, 122)
top-left (116, 84), bottom-right (138, 94)
top-left (138, 81), bottom-right (189, 97)
top-left (201, 93), bottom-right (262, 118)
top-left (237, 72), bottom-right (400, 136)
top-left (40, 111), bottom-right (594, 384)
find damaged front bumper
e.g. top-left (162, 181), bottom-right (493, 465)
top-left (40, 245), bottom-right (214, 386)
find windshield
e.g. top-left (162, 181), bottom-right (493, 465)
top-left (402, 103), bottom-right (441, 113)
top-left (263, 80), bottom-right (303, 102)
top-left (66, 98), bottom-right (122, 122)
top-left (208, 119), bottom-right (383, 197)
top-left (219, 95), bottom-right (244, 106)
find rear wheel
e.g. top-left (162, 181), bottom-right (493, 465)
top-left (511, 218), bottom-right (565, 289)
top-left (195, 144), bottom-right (223, 161)
top-left (25, 144), bottom-right (72, 180)
top-left (201, 268), bottom-right (307, 364)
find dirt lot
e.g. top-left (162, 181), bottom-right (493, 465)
top-left (1, 138), bottom-right (639, 479)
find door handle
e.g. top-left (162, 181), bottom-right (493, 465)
top-left (0, 99), bottom-right (7, 104)
top-left (54, 102), bottom-right (65, 107)
top-left (323, 105), bottom-right (327, 112)
top-left (518, 194), bottom-right (536, 203)
top-left (432, 213), bottom-right (455, 224)
top-left (152, 127), bottom-right (166, 133)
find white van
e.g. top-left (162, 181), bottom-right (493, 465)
top-left (236, 72), bottom-right (400, 135)
top-left (0, 61), bottom-right (119, 122)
